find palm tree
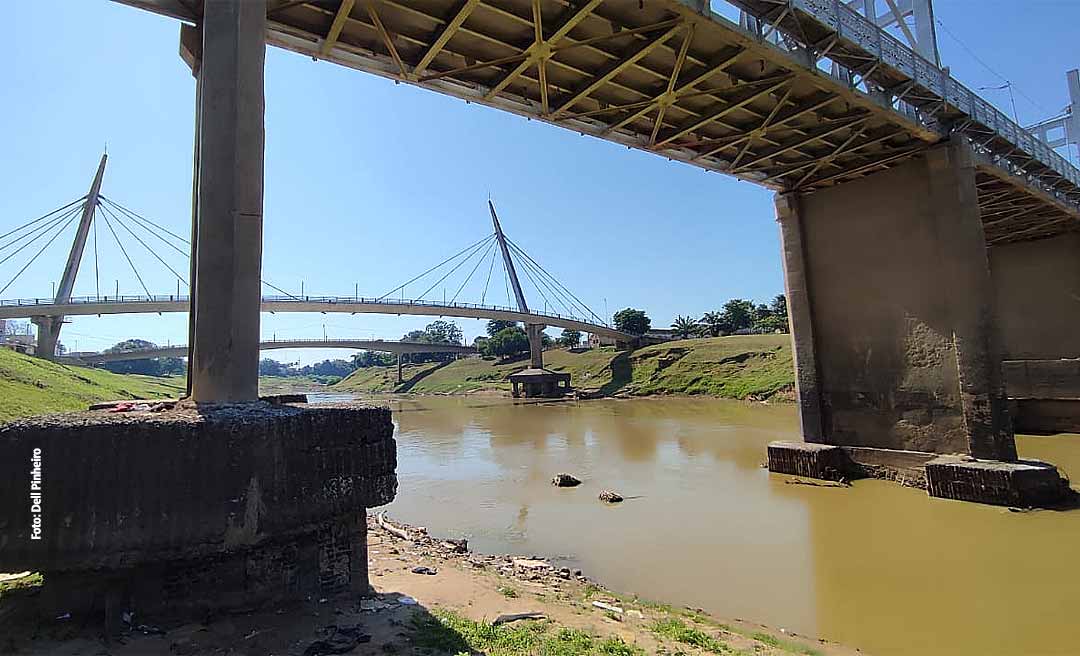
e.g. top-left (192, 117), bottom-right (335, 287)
top-left (671, 315), bottom-right (699, 340)
top-left (699, 311), bottom-right (726, 337)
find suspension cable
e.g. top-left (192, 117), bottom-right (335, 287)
top-left (98, 205), bottom-right (153, 300)
top-left (99, 202), bottom-right (188, 285)
top-left (379, 233), bottom-right (495, 301)
top-left (417, 234), bottom-right (496, 301)
top-left (450, 238), bottom-right (496, 304)
top-left (0, 209), bottom-right (82, 296)
top-left (0, 196), bottom-right (86, 243)
top-left (0, 204), bottom-right (83, 267)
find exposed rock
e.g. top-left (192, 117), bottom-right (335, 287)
top-left (552, 473), bottom-right (582, 487)
top-left (598, 490), bottom-right (623, 503)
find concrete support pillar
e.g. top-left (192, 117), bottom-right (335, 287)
top-left (991, 232), bottom-right (1080, 432)
top-left (396, 352), bottom-right (403, 385)
top-left (32, 317), bottom-right (59, 359)
top-left (527, 324), bottom-right (544, 369)
top-left (189, 0), bottom-right (266, 403)
top-left (772, 137), bottom-right (1015, 462)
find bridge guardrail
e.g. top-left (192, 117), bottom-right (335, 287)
top-left (0, 295), bottom-right (612, 330)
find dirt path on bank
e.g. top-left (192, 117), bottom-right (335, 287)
top-left (3, 515), bottom-right (862, 656)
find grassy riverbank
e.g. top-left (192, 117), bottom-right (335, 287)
top-left (0, 349), bottom-right (185, 423)
top-left (335, 335), bottom-right (794, 400)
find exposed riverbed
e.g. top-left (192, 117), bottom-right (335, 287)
top-left (355, 395), bottom-right (1080, 656)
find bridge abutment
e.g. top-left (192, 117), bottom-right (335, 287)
top-left (990, 232), bottom-right (1080, 433)
top-left (768, 137), bottom-right (1068, 505)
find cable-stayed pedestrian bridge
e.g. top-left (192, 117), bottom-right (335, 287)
top-left (0, 295), bottom-right (629, 342)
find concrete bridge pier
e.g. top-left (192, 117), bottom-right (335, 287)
top-left (990, 233), bottom-right (1080, 433)
top-left (767, 136), bottom-right (1069, 506)
top-left (187, 0), bottom-right (265, 403)
top-left (527, 323), bottom-right (545, 369)
top-left (0, 1), bottom-right (396, 630)
top-left (30, 316), bottom-right (58, 358)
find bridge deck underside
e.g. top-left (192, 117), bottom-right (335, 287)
top-left (117, 0), bottom-right (1079, 243)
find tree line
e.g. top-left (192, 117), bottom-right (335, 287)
top-left (607, 295), bottom-right (788, 338)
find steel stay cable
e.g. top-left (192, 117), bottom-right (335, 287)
top-left (100, 196), bottom-right (190, 258)
top-left (0, 196), bottom-right (85, 243)
top-left (100, 196), bottom-right (190, 245)
top-left (480, 242), bottom-right (498, 305)
top-left (379, 232), bottom-right (495, 301)
top-left (98, 202), bottom-right (189, 285)
top-left (0, 210), bottom-right (82, 297)
top-left (417, 234), bottom-right (497, 301)
top-left (0, 204), bottom-right (85, 255)
top-left (507, 240), bottom-right (589, 320)
top-left (0, 205), bottom-right (84, 267)
top-left (507, 238), bottom-right (605, 324)
top-left (98, 205), bottom-right (154, 300)
top-left (93, 208), bottom-right (100, 300)
top-left (512, 246), bottom-right (560, 316)
top-left (451, 238), bottom-right (497, 305)
top-left (511, 246), bottom-right (579, 319)
top-left (99, 196), bottom-right (292, 299)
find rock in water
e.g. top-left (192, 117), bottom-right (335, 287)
top-left (598, 490), bottom-right (623, 503)
top-left (551, 473), bottom-right (582, 487)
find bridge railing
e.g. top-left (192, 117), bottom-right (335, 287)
top-left (0, 294), bottom-right (612, 330)
top-left (722, 0), bottom-right (1079, 209)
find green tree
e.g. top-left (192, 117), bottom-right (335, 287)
top-left (102, 339), bottom-right (185, 376)
top-left (486, 319), bottom-right (518, 336)
top-left (487, 326), bottom-right (529, 359)
top-left (721, 299), bottom-right (756, 333)
top-left (770, 294), bottom-right (787, 318)
top-left (699, 311), bottom-right (727, 337)
top-left (613, 308), bottom-right (651, 335)
top-left (556, 328), bottom-right (582, 347)
top-left (670, 315), bottom-right (699, 339)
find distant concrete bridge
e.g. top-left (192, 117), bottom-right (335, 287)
top-left (62, 337), bottom-right (476, 365)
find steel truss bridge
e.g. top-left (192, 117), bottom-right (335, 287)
top-left (62, 337), bottom-right (476, 365)
top-left (119, 0), bottom-right (1080, 244)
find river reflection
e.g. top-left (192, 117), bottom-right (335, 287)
top-left (377, 395), bottom-right (1080, 656)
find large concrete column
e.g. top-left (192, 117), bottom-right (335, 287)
top-left (189, 0), bottom-right (266, 403)
top-left (31, 317), bottom-right (58, 358)
top-left (991, 232), bottom-right (1080, 432)
top-left (771, 137), bottom-right (1015, 463)
top-left (527, 324), bottom-right (545, 369)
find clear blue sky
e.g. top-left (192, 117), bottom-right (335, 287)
top-left (3, 1), bottom-right (1077, 363)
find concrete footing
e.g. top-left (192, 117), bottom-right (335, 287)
top-left (925, 456), bottom-right (1070, 507)
top-left (0, 401), bottom-right (396, 624)
top-left (767, 440), bottom-right (1071, 507)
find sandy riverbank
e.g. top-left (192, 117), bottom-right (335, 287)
top-left (2, 514), bottom-right (859, 656)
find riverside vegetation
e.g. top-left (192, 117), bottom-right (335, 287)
top-left (335, 335), bottom-right (795, 400)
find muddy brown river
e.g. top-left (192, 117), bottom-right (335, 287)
top-left (373, 396), bottom-right (1080, 656)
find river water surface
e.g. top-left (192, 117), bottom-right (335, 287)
top-left (347, 395), bottom-right (1079, 656)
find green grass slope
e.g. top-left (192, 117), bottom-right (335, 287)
top-left (0, 349), bottom-right (185, 423)
top-left (624, 335), bottom-right (793, 398)
top-left (333, 335), bottom-right (794, 400)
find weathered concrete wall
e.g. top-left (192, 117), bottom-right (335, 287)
top-left (0, 403), bottom-right (396, 572)
top-left (778, 139), bottom-right (1014, 459)
top-left (990, 232), bottom-right (1080, 361)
